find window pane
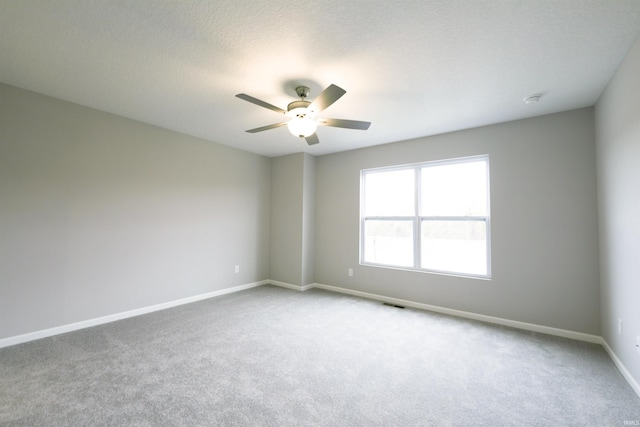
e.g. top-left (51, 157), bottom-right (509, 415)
top-left (421, 160), bottom-right (487, 216)
top-left (364, 169), bottom-right (415, 216)
top-left (364, 220), bottom-right (413, 267)
top-left (421, 220), bottom-right (487, 275)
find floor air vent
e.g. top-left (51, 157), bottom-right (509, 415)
top-left (383, 302), bottom-right (405, 309)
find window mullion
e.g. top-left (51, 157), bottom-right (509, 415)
top-left (421, 216), bottom-right (487, 221)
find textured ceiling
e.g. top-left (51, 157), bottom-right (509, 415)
top-left (1, 1), bottom-right (640, 157)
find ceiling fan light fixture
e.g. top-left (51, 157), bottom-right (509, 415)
top-left (236, 83), bottom-right (371, 145)
top-left (287, 116), bottom-right (317, 138)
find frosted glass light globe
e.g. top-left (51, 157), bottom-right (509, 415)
top-left (287, 116), bottom-right (317, 138)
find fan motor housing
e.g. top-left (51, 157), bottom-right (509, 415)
top-left (287, 100), bottom-right (312, 118)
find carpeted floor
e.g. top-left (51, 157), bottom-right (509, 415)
top-left (1, 284), bottom-right (639, 426)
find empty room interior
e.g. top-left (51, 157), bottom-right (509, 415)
top-left (1, 1), bottom-right (640, 425)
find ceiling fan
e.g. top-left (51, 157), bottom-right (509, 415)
top-left (235, 84), bottom-right (371, 145)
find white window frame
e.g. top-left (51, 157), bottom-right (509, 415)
top-left (360, 155), bottom-right (491, 279)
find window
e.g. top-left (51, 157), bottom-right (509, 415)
top-left (360, 155), bottom-right (490, 278)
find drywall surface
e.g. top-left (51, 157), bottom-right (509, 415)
top-left (595, 34), bottom-right (640, 385)
top-left (0, 84), bottom-right (271, 339)
top-left (269, 152), bottom-right (315, 287)
top-left (270, 154), bottom-right (304, 286)
top-left (301, 153), bottom-right (316, 286)
top-left (315, 108), bottom-right (600, 334)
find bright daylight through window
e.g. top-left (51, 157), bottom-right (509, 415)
top-left (360, 155), bottom-right (490, 278)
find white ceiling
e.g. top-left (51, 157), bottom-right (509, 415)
top-left (1, 1), bottom-right (640, 158)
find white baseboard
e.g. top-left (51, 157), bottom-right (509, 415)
top-left (0, 280), bottom-right (268, 349)
top-left (310, 282), bottom-right (602, 344)
top-left (268, 280), bottom-right (315, 292)
top-left (601, 339), bottom-right (640, 399)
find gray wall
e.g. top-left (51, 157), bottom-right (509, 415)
top-left (0, 83), bottom-right (271, 339)
top-left (269, 152), bottom-right (315, 287)
top-left (301, 153), bottom-right (316, 286)
top-left (0, 80), bottom-right (610, 343)
top-left (595, 34), bottom-right (640, 384)
top-left (315, 108), bottom-right (601, 334)
top-left (270, 154), bottom-right (304, 286)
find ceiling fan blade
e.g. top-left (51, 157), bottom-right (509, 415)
top-left (308, 84), bottom-right (346, 114)
top-left (245, 122), bottom-right (288, 133)
top-left (236, 93), bottom-right (286, 115)
top-left (318, 118), bottom-right (371, 130)
top-left (305, 133), bottom-right (320, 145)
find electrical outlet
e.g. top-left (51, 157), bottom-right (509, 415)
top-left (618, 318), bottom-right (623, 335)
top-left (348, 268), bottom-right (353, 277)
top-left (235, 265), bottom-right (239, 274)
